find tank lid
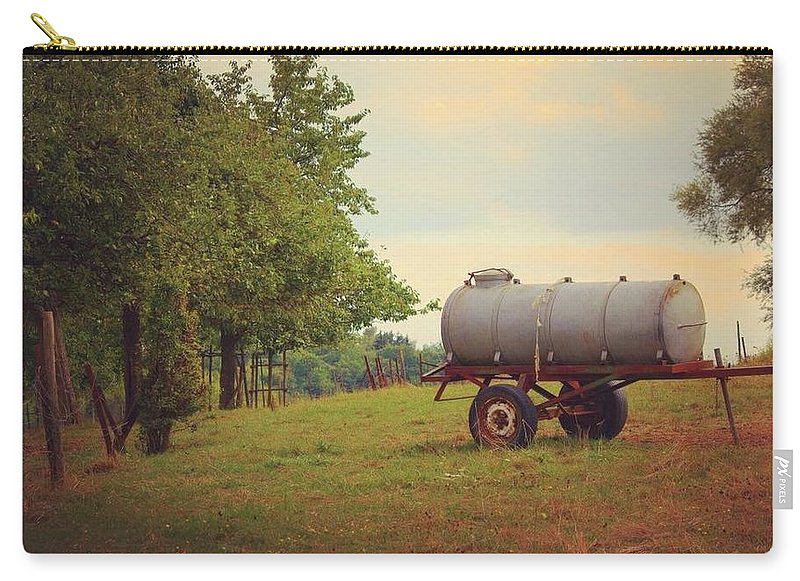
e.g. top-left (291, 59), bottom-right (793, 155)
top-left (470, 268), bottom-right (514, 288)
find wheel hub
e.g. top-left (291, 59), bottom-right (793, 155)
top-left (484, 400), bottom-right (517, 438)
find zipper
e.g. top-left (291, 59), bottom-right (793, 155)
top-left (25, 13), bottom-right (773, 56)
top-left (30, 13), bottom-right (77, 51)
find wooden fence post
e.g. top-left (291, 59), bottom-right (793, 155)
top-left (267, 349), bottom-right (274, 409)
top-left (364, 356), bottom-right (376, 389)
top-left (40, 311), bottom-right (64, 485)
top-left (399, 350), bottom-right (406, 382)
top-left (253, 352), bottom-right (260, 408)
top-left (53, 309), bottom-right (80, 424)
top-left (714, 348), bottom-right (740, 446)
top-left (86, 364), bottom-right (114, 457)
top-left (375, 357), bottom-right (385, 387)
top-left (736, 321), bottom-right (742, 362)
top-left (281, 350), bottom-right (288, 406)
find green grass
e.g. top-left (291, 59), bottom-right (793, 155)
top-left (23, 376), bottom-right (772, 553)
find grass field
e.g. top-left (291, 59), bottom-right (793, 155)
top-left (22, 374), bottom-right (772, 553)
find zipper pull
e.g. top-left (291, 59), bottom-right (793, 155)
top-left (31, 13), bottom-right (77, 50)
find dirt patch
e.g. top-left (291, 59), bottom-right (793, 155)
top-left (621, 418), bottom-right (771, 446)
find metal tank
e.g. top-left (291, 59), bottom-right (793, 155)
top-left (441, 268), bottom-right (706, 366)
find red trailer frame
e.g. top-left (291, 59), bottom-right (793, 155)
top-left (421, 358), bottom-right (772, 446)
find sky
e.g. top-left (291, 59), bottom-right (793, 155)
top-left (201, 55), bottom-right (770, 361)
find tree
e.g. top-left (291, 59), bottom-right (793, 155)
top-left (256, 56), bottom-right (374, 215)
top-left (289, 349), bottom-right (335, 397)
top-left (24, 57), bottom-right (212, 449)
top-left (137, 282), bottom-right (204, 453)
top-left (186, 63), bottom-right (293, 408)
top-left (374, 331), bottom-right (411, 350)
top-left (672, 56), bottom-right (773, 322)
top-left (201, 58), bottom-right (426, 407)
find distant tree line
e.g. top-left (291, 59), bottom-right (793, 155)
top-left (285, 327), bottom-right (444, 397)
top-left (23, 56), bottom-right (434, 452)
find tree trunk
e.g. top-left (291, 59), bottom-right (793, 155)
top-left (143, 422), bottom-right (172, 454)
top-left (219, 327), bottom-right (241, 409)
top-left (122, 302), bottom-right (142, 420)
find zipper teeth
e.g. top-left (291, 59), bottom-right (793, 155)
top-left (24, 45), bottom-right (773, 55)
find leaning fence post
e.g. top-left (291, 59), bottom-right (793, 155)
top-left (86, 364), bottom-right (114, 457)
top-left (714, 348), bottom-right (740, 446)
top-left (375, 357), bottom-right (386, 387)
top-left (364, 355), bottom-right (376, 390)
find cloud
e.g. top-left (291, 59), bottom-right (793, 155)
top-left (373, 61), bottom-right (669, 133)
top-left (527, 82), bottom-right (663, 126)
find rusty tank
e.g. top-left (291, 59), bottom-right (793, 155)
top-left (440, 268), bottom-right (707, 366)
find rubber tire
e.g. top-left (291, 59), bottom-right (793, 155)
top-left (557, 383), bottom-right (628, 440)
top-left (468, 384), bottom-right (538, 449)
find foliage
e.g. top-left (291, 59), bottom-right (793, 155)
top-left (22, 58), bottom-right (210, 409)
top-left (672, 56), bottom-right (772, 244)
top-left (136, 283), bottom-right (204, 454)
top-left (419, 342), bottom-right (446, 366)
top-left (288, 349), bottom-right (335, 397)
top-left (200, 57), bottom-right (424, 350)
top-left (279, 328), bottom-right (446, 393)
top-left (374, 330), bottom-right (411, 349)
top-left (197, 57), bottom-right (426, 407)
top-left (672, 56), bottom-right (772, 323)
top-left (744, 247), bottom-right (773, 325)
top-left (23, 59), bottom-right (205, 314)
top-left (255, 56), bottom-right (374, 215)
top-left (61, 308), bottom-right (124, 404)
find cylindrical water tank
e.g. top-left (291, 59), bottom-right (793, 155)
top-left (441, 268), bottom-right (706, 366)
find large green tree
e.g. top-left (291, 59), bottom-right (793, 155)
top-left (24, 58), bottom-right (209, 445)
top-left (672, 55), bottom-right (773, 322)
top-left (202, 58), bottom-right (424, 408)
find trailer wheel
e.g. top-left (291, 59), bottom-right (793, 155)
top-left (557, 383), bottom-right (628, 439)
top-left (469, 384), bottom-right (537, 448)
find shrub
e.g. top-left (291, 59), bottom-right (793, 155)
top-left (137, 283), bottom-right (204, 454)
